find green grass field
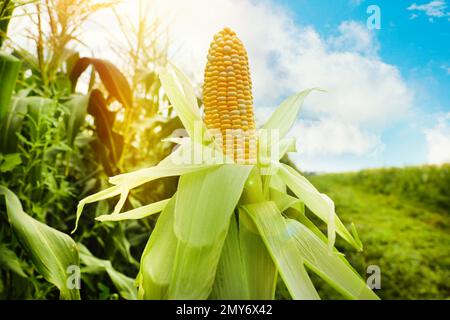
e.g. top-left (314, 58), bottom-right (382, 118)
top-left (304, 166), bottom-right (450, 300)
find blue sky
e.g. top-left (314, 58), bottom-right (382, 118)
top-left (278, 0), bottom-right (449, 114)
top-left (272, 0), bottom-right (450, 171)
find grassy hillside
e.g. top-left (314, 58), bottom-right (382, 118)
top-left (305, 165), bottom-right (450, 300)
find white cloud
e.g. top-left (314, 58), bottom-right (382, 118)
top-left (327, 21), bottom-right (379, 55)
top-left (425, 114), bottom-right (450, 164)
top-left (293, 118), bottom-right (384, 157)
top-left (407, 1), bottom-right (450, 19)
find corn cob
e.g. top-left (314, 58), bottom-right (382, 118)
top-left (203, 27), bottom-right (256, 164)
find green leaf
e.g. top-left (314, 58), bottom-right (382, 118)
top-left (244, 201), bottom-right (320, 300)
top-left (73, 185), bottom-right (121, 233)
top-left (259, 89), bottom-right (319, 169)
top-left (78, 244), bottom-right (137, 300)
top-left (259, 137), bottom-right (297, 173)
top-left (286, 219), bottom-right (379, 300)
top-left (174, 165), bottom-right (252, 245)
top-left (159, 68), bottom-right (203, 140)
top-left (0, 52), bottom-right (21, 121)
top-left (269, 187), bottom-right (304, 214)
top-left (0, 244), bottom-right (27, 278)
top-left (170, 63), bottom-right (199, 111)
top-left (0, 91), bottom-right (29, 153)
top-left (70, 57), bottom-right (133, 109)
top-left (65, 51), bottom-right (80, 77)
top-left (110, 225), bottom-right (139, 267)
top-left (69, 58), bottom-right (131, 174)
top-left (262, 88), bottom-right (319, 139)
top-left (275, 137), bottom-right (297, 160)
top-left (168, 165), bottom-right (252, 299)
top-left (138, 196), bottom-right (178, 299)
top-left (0, 186), bottom-right (80, 300)
top-left (210, 213), bottom-right (249, 299)
top-left (0, 153), bottom-right (21, 172)
top-left (211, 210), bottom-right (277, 300)
top-left (26, 97), bottom-right (56, 140)
top-left (64, 94), bottom-right (89, 146)
top-left (73, 160), bottom-right (216, 233)
top-left (278, 163), bottom-right (362, 251)
top-left (96, 198), bottom-right (170, 222)
top-left (269, 173), bottom-right (287, 192)
top-left (88, 89), bottom-right (124, 175)
top-left (268, 186), bottom-right (306, 224)
top-left (238, 209), bottom-right (277, 299)
top-left (109, 162), bottom-right (215, 187)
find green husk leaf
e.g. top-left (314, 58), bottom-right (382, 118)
top-left (269, 187), bottom-right (304, 214)
top-left (138, 196), bottom-right (178, 299)
top-left (275, 137), bottom-right (297, 160)
top-left (170, 62), bottom-right (199, 111)
top-left (109, 137), bottom-right (224, 186)
top-left (259, 137), bottom-right (297, 172)
top-left (244, 201), bottom-right (320, 300)
top-left (73, 185), bottom-right (121, 233)
top-left (159, 68), bottom-right (203, 140)
top-left (269, 173), bottom-right (287, 192)
top-left (258, 89), bottom-right (318, 170)
top-left (109, 162), bottom-right (215, 187)
top-left (96, 198), bottom-right (170, 222)
top-left (173, 165), bottom-right (252, 245)
top-left (278, 163), bottom-right (362, 251)
top-left (262, 88), bottom-right (319, 138)
top-left (0, 186), bottom-right (80, 300)
top-left (211, 209), bottom-right (277, 300)
top-left (168, 165), bottom-right (252, 299)
top-left (210, 213), bottom-right (249, 299)
top-left (73, 160), bottom-right (214, 233)
top-left (239, 209), bottom-right (277, 299)
top-left (286, 219), bottom-right (379, 300)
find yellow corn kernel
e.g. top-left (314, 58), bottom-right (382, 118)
top-left (203, 27), bottom-right (256, 164)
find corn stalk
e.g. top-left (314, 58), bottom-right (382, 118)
top-left (0, 0), bottom-right (13, 47)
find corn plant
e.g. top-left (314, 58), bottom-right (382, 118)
top-left (76, 28), bottom-right (379, 300)
top-left (0, 1), bottom-right (138, 299)
top-left (0, 51), bottom-right (83, 299)
top-left (111, 0), bottom-right (173, 166)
